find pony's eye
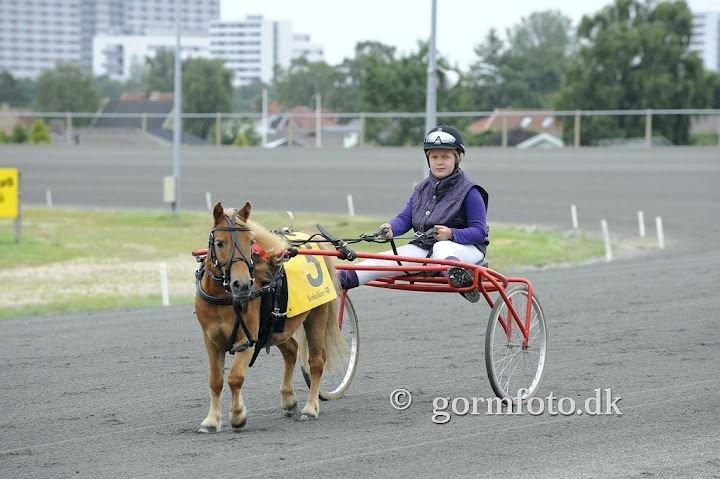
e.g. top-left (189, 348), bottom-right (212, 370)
top-left (216, 240), bottom-right (224, 248)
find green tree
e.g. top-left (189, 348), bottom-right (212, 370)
top-left (556, 0), bottom-right (712, 145)
top-left (145, 49), bottom-right (175, 92)
top-left (233, 80), bottom-right (265, 112)
top-left (29, 119), bottom-right (51, 143)
top-left (468, 29), bottom-right (506, 110)
top-left (468, 11), bottom-right (573, 110)
top-left (349, 41), bottom-right (429, 145)
top-left (11, 123), bottom-right (28, 143)
top-left (0, 69), bottom-right (36, 106)
top-left (273, 57), bottom-right (359, 112)
top-left (35, 64), bottom-right (99, 113)
top-left (92, 75), bottom-right (126, 99)
top-left (182, 57), bottom-right (233, 139)
top-left (503, 10), bottom-right (573, 107)
top-left (126, 59), bottom-right (149, 91)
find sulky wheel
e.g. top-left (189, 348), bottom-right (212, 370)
top-left (485, 284), bottom-right (548, 402)
top-left (302, 294), bottom-right (360, 400)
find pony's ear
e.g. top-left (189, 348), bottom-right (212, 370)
top-left (237, 201), bottom-right (252, 222)
top-left (213, 202), bottom-right (224, 223)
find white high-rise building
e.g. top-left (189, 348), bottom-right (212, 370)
top-left (0, 0), bottom-right (83, 79)
top-left (123, 0), bottom-right (218, 36)
top-left (92, 34), bottom-right (209, 81)
top-left (0, 0), bottom-right (219, 79)
top-left (209, 15), bottom-right (324, 86)
top-left (691, 12), bottom-right (720, 72)
top-left (292, 34), bottom-right (324, 63)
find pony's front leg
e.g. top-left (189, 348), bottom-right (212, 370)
top-left (198, 336), bottom-right (225, 433)
top-left (228, 348), bottom-right (253, 430)
top-left (276, 338), bottom-right (299, 416)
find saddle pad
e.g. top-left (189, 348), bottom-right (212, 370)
top-left (283, 232), bottom-right (337, 316)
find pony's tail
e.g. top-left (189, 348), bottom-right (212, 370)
top-left (294, 256), bottom-right (349, 374)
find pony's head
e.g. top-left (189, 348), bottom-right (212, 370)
top-left (209, 201), bottom-right (255, 302)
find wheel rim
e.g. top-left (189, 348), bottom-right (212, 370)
top-left (304, 297), bottom-right (359, 399)
top-left (487, 288), bottom-right (547, 401)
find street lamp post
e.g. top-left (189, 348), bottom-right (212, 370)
top-left (423, 0), bottom-right (438, 178)
top-left (172, 0), bottom-right (182, 214)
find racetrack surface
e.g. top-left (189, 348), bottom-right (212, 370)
top-left (1, 146), bottom-right (719, 477)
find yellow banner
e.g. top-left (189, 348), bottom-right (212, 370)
top-left (0, 168), bottom-right (19, 219)
top-left (283, 232), bottom-right (338, 317)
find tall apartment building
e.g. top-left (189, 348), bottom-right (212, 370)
top-left (0, 0), bottom-right (219, 78)
top-left (0, 0), bottom-right (83, 78)
top-left (93, 34), bottom-right (209, 81)
top-left (209, 15), bottom-right (324, 86)
top-left (690, 12), bottom-right (720, 72)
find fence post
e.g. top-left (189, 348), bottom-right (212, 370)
top-left (645, 109), bottom-right (653, 148)
top-left (288, 118), bottom-right (294, 147)
top-left (501, 115), bottom-right (508, 148)
top-left (359, 113), bottom-right (365, 147)
top-left (65, 111), bottom-right (73, 145)
top-left (717, 119), bottom-right (720, 147)
top-left (215, 112), bottom-right (221, 146)
top-left (141, 112), bottom-right (147, 135)
top-left (574, 110), bottom-right (581, 148)
top-left (315, 93), bottom-right (322, 148)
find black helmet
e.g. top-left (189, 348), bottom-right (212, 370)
top-left (423, 124), bottom-right (465, 155)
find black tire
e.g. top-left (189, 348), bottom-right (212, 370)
top-left (485, 284), bottom-right (548, 402)
top-left (302, 295), bottom-right (360, 400)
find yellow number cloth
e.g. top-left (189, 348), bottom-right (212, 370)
top-left (283, 232), bottom-right (338, 316)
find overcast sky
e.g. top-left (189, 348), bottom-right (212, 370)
top-left (220, 0), bottom-right (719, 69)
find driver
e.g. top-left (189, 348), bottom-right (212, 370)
top-left (339, 124), bottom-right (488, 302)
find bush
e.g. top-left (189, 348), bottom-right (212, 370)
top-left (11, 123), bottom-right (28, 143)
top-left (0, 130), bottom-right (9, 143)
top-left (690, 132), bottom-right (719, 146)
top-left (29, 119), bottom-right (51, 144)
top-left (233, 130), bottom-right (249, 146)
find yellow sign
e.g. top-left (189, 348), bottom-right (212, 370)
top-left (283, 232), bottom-right (338, 317)
top-left (0, 168), bottom-right (19, 219)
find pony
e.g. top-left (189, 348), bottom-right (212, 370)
top-left (194, 201), bottom-right (347, 432)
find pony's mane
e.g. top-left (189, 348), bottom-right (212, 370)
top-left (222, 207), bottom-right (288, 256)
top-left (246, 219), bottom-right (288, 255)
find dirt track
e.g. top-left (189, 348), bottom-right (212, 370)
top-left (1, 146), bottom-right (719, 477)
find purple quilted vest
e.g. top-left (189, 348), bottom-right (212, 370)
top-left (410, 168), bottom-right (489, 253)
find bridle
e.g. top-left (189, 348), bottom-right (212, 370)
top-left (208, 214), bottom-right (255, 296)
top-left (196, 214), bottom-right (279, 360)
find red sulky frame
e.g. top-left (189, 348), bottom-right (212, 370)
top-left (192, 246), bottom-right (537, 347)
top-left (295, 248), bottom-right (536, 348)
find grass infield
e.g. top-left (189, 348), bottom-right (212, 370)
top-left (0, 207), bottom-right (604, 318)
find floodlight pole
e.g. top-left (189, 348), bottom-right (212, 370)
top-left (424, 0), bottom-right (438, 178)
top-left (172, 0), bottom-right (182, 214)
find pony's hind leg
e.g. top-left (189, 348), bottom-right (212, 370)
top-left (198, 336), bottom-right (225, 433)
top-left (276, 338), bottom-right (299, 416)
top-left (227, 348), bottom-right (253, 431)
top-left (299, 306), bottom-right (328, 420)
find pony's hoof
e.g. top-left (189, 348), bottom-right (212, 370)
top-left (197, 425), bottom-right (219, 434)
top-left (231, 417), bottom-right (247, 431)
top-left (297, 413), bottom-right (317, 422)
top-left (283, 404), bottom-right (298, 417)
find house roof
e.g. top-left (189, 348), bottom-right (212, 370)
top-left (516, 132), bottom-right (565, 150)
top-left (469, 108), bottom-right (560, 134)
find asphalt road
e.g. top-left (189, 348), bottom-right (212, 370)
top-left (1, 145), bottom-right (719, 478)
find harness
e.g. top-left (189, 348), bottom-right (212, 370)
top-left (195, 215), bottom-right (288, 367)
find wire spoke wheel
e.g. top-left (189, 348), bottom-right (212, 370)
top-left (302, 295), bottom-right (360, 400)
top-left (485, 285), bottom-right (547, 403)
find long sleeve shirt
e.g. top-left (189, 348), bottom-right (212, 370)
top-left (388, 187), bottom-right (487, 245)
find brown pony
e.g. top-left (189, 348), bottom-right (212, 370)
top-left (195, 201), bottom-right (348, 432)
